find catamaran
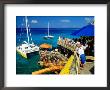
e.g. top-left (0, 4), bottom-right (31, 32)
top-left (16, 16), bottom-right (39, 59)
top-left (44, 22), bottom-right (54, 39)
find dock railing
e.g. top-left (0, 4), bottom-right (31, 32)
top-left (58, 38), bottom-right (80, 74)
top-left (73, 51), bottom-right (80, 74)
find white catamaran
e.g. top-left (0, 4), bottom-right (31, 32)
top-left (16, 16), bottom-right (39, 59)
top-left (44, 22), bottom-right (54, 39)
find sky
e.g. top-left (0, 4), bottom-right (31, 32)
top-left (16, 16), bottom-right (94, 28)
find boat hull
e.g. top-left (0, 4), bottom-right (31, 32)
top-left (27, 51), bottom-right (39, 58)
top-left (16, 49), bottom-right (27, 59)
top-left (16, 49), bottom-right (39, 59)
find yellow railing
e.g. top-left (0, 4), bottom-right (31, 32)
top-left (59, 51), bottom-right (80, 75)
top-left (73, 51), bottom-right (80, 74)
top-left (60, 55), bottom-right (74, 74)
top-left (58, 39), bottom-right (80, 75)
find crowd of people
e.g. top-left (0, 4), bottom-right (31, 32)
top-left (58, 36), bottom-right (75, 49)
top-left (58, 36), bottom-right (94, 56)
top-left (38, 36), bottom-right (94, 70)
top-left (38, 50), bottom-right (67, 67)
top-left (57, 45), bottom-right (73, 58)
top-left (58, 36), bottom-right (94, 69)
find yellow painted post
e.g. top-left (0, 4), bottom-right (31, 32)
top-left (60, 55), bottom-right (74, 75)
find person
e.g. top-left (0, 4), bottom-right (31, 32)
top-left (76, 42), bottom-right (88, 69)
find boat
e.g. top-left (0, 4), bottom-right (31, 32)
top-left (16, 16), bottom-right (39, 59)
top-left (44, 22), bottom-right (54, 39)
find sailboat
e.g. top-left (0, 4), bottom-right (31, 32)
top-left (44, 22), bottom-right (54, 39)
top-left (16, 16), bottom-right (39, 59)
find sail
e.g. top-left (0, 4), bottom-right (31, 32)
top-left (44, 22), bottom-right (54, 39)
top-left (25, 16), bottom-right (30, 44)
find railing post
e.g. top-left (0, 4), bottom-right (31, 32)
top-left (74, 51), bottom-right (80, 74)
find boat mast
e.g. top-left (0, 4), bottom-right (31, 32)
top-left (25, 16), bottom-right (29, 44)
top-left (48, 22), bottom-right (49, 36)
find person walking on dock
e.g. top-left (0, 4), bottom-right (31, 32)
top-left (76, 42), bottom-right (88, 69)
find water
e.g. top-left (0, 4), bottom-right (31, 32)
top-left (16, 28), bottom-right (80, 74)
top-left (16, 53), bottom-right (43, 74)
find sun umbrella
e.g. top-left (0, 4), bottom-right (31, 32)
top-left (40, 43), bottom-right (52, 49)
top-left (71, 24), bottom-right (94, 36)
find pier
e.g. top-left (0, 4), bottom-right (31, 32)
top-left (32, 37), bottom-right (94, 75)
top-left (58, 37), bottom-right (80, 74)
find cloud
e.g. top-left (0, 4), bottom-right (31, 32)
top-left (85, 17), bottom-right (94, 24)
top-left (60, 19), bottom-right (70, 23)
top-left (85, 17), bottom-right (91, 21)
top-left (31, 20), bottom-right (38, 23)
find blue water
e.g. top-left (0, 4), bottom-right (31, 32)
top-left (16, 28), bottom-right (80, 74)
top-left (16, 28), bottom-right (79, 46)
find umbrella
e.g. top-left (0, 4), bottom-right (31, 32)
top-left (40, 43), bottom-right (52, 49)
top-left (71, 24), bottom-right (94, 36)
